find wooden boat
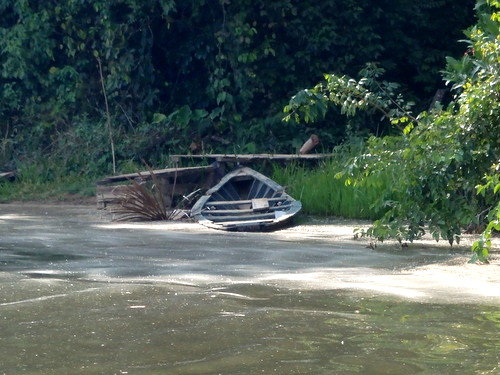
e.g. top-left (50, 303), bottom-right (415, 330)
top-left (190, 166), bottom-right (302, 231)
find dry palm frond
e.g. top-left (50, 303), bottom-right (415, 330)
top-left (109, 169), bottom-right (173, 222)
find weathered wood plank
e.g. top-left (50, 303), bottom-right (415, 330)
top-left (204, 197), bottom-right (286, 206)
top-left (96, 185), bottom-right (131, 209)
top-left (170, 153), bottom-right (333, 164)
top-left (96, 165), bottom-right (216, 185)
top-left (201, 203), bottom-right (292, 215)
top-left (207, 212), bottom-right (277, 222)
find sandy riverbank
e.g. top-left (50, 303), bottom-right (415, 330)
top-left (2, 202), bottom-right (499, 303)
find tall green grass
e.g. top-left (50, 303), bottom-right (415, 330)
top-left (272, 155), bottom-right (390, 220)
top-left (0, 161), bottom-right (96, 202)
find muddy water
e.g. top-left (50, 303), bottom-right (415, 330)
top-left (0, 204), bottom-right (499, 374)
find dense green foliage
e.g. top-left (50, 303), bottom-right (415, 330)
top-left (473, 163), bottom-right (500, 262)
top-left (284, 0), bottom-right (499, 261)
top-left (0, 0), bottom-right (474, 175)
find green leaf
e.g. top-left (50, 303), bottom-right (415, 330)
top-left (216, 92), bottom-right (226, 105)
top-left (152, 113), bottom-right (167, 124)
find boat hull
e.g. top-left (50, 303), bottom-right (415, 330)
top-left (190, 167), bottom-right (301, 231)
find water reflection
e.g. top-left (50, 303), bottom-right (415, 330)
top-left (0, 279), bottom-right (498, 375)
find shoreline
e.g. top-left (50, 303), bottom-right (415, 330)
top-left (2, 200), bottom-right (498, 251)
top-left (1, 202), bottom-right (499, 303)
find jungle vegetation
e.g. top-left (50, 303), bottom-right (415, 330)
top-left (0, 0), bottom-right (498, 260)
top-left (0, 0), bottom-right (475, 168)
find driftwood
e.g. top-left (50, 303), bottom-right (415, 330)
top-left (299, 134), bottom-right (320, 154)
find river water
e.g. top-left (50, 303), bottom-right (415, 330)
top-left (0, 204), bottom-right (498, 374)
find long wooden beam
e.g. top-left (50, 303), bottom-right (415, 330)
top-left (169, 153), bottom-right (333, 163)
top-left (96, 165), bottom-right (216, 185)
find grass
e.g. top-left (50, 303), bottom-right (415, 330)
top-left (0, 163), bottom-right (97, 203)
top-left (272, 157), bottom-right (389, 220)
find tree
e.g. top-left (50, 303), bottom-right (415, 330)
top-left (0, 0), bottom-right (475, 172)
top-left (284, 0), bottom-right (500, 262)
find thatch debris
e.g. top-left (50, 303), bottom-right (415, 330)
top-left (108, 169), bottom-right (184, 222)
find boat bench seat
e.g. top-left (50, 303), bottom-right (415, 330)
top-left (251, 198), bottom-right (269, 210)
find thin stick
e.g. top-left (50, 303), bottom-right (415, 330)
top-left (97, 55), bottom-right (116, 175)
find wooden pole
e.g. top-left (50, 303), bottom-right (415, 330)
top-left (96, 55), bottom-right (116, 175)
top-left (299, 134), bottom-right (320, 154)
